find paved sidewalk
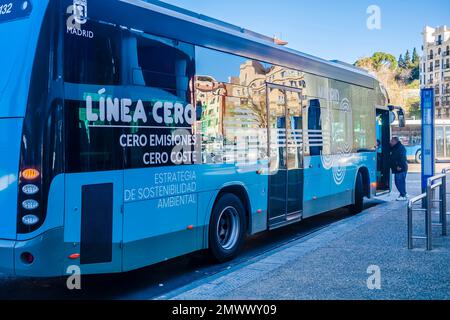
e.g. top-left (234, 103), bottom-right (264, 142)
top-left (159, 193), bottom-right (450, 300)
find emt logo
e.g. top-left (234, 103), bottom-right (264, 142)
top-left (66, 0), bottom-right (94, 38)
top-left (73, 0), bottom-right (88, 25)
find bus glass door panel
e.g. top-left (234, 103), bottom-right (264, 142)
top-left (268, 87), bottom-right (288, 224)
top-left (286, 91), bottom-right (303, 216)
top-left (267, 85), bottom-right (303, 227)
top-left (375, 109), bottom-right (391, 193)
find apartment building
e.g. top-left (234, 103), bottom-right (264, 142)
top-left (420, 25), bottom-right (450, 118)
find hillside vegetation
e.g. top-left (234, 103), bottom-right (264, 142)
top-left (355, 49), bottom-right (421, 119)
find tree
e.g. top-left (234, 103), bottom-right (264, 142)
top-left (371, 52), bottom-right (398, 71)
top-left (405, 50), bottom-right (412, 67)
top-left (406, 97), bottom-right (421, 119)
top-left (412, 48), bottom-right (420, 65)
top-left (398, 54), bottom-right (406, 69)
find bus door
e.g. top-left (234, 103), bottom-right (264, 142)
top-left (267, 85), bottom-right (304, 228)
top-left (376, 108), bottom-right (391, 194)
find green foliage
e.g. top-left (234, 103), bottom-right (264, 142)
top-left (406, 96), bottom-right (421, 119)
top-left (394, 47), bottom-right (420, 83)
top-left (398, 54), bottom-right (406, 69)
top-left (372, 52), bottom-right (398, 70)
top-left (405, 50), bottom-right (411, 66)
top-left (355, 52), bottom-right (397, 71)
top-left (412, 48), bottom-right (420, 65)
top-left (406, 79), bottom-right (420, 89)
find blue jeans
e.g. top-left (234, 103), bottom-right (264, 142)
top-left (394, 172), bottom-right (407, 197)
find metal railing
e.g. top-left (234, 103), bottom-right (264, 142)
top-left (407, 170), bottom-right (449, 250)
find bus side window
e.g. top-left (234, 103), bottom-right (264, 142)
top-left (308, 99), bottom-right (322, 156)
top-left (129, 31), bottom-right (195, 101)
top-left (64, 21), bottom-right (121, 85)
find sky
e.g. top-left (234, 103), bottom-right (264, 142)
top-left (159, 0), bottom-right (450, 64)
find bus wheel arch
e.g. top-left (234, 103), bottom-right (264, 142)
top-left (358, 166), bottom-right (371, 198)
top-left (215, 185), bottom-right (251, 233)
top-left (350, 167), bottom-right (369, 214)
top-left (415, 149), bottom-right (422, 164)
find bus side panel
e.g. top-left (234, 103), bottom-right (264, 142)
top-left (303, 153), bottom-right (375, 218)
top-left (0, 119), bottom-right (22, 240)
top-left (123, 166), bottom-right (199, 272)
top-left (122, 163), bottom-right (267, 270)
top-left (64, 171), bottom-right (123, 275)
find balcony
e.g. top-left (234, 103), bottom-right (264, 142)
top-left (428, 79), bottom-right (434, 84)
top-left (444, 64), bottom-right (450, 69)
top-left (444, 51), bottom-right (450, 57)
top-left (428, 67), bottom-right (434, 72)
top-left (445, 89), bottom-right (450, 95)
top-left (428, 54), bottom-right (435, 59)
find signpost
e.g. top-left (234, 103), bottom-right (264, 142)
top-left (421, 88), bottom-right (435, 193)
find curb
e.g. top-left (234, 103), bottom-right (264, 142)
top-left (156, 197), bottom-right (404, 300)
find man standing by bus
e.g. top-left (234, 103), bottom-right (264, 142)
top-left (390, 137), bottom-right (408, 201)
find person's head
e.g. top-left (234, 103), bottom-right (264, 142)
top-left (390, 137), bottom-right (400, 147)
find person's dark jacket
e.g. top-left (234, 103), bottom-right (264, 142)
top-left (390, 142), bottom-right (408, 174)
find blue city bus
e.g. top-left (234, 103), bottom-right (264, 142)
top-left (392, 119), bottom-right (450, 163)
top-left (0, 0), bottom-right (395, 277)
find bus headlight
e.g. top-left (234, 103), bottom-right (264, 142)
top-left (22, 214), bottom-right (40, 226)
top-left (22, 199), bottom-right (39, 210)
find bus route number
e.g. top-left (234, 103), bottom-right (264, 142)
top-left (0, 3), bottom-right (13, 15)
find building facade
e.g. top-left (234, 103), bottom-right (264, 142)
top-left (420, 25), bottom-right (450, 118)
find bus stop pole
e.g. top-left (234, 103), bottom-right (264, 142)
top-left (421, 88), bottom-right (435, 197)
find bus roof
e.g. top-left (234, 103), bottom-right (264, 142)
top-left (90, 0), bottom-right (378, 89)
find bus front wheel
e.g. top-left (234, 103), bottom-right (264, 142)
top-left (349, 172), bottom-right (364, 214)
top-left (415, 150), bottom-right (422, 164)
top-left (209, 193), bottom-right (246, 263)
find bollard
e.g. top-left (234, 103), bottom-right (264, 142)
top-left (441, 174), bottom-right (447, 236)
top-left (426, 182), bottom-right (433, 251)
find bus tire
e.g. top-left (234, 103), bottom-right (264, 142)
top-left (350, 172), bottom-right (364, 214)
top-left (209, 193), bottom-right (246, 263)
top-left (415, 150), bottom-right (422, 164)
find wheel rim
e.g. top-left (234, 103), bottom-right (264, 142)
top-left (216, 206), bottom-right (240, 250)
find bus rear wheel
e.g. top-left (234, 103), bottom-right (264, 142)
top-left (209, 193), bottom-right (246, 263)
top-left (349, 172), bottom-right (364, 214)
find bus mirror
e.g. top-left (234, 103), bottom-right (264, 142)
top-left (397, 109), bottom-right (406, 128)
top-left (389, 111), bottom-right (396, 124)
